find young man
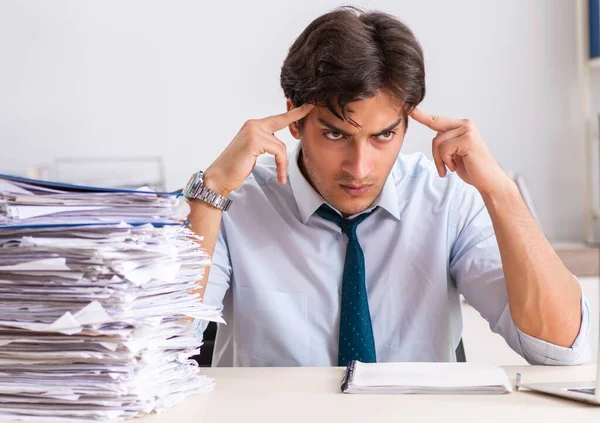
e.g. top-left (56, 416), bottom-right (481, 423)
top-left (185, 7), bottom-right (590, 367)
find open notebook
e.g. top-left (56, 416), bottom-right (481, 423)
top-left (341, 361), bottom-right (513, 394)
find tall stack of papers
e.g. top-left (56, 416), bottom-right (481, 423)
top-left (0, 174), bottom-right (223, 421)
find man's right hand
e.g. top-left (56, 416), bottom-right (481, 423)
top-left (203, 103), bottom-right (315, 196)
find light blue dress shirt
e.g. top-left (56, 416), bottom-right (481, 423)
top-left (202, 144), bottom-right (591, 367)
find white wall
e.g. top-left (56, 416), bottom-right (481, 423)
top-left (0, 0), bottom-right (589, 241)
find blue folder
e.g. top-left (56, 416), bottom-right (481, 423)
top-left (0, 173), bottom-right (187, 230)
top-left (0, 173), bottom-right (181, 196)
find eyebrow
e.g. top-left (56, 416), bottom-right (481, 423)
top-left (317, 116), bottom-right (403, 137)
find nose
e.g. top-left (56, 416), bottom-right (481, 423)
top-left (342, 142), bottom-right (374, 181)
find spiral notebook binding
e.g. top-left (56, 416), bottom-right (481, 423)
top-left (340, 360), bottom-right (358, 393)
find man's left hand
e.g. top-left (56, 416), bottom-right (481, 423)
top-left (410, 109), bottom-right (511, 197)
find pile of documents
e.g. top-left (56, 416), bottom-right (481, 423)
top-left (0, 174), bottom-right (223, 420)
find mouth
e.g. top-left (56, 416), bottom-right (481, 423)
top-left (340, 184), bottom-right (373, 197)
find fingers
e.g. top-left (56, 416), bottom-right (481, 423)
top-left (270, 136), bottom-right (288, 184)
top-left (433, 135), bottom-right (470, 177)
top-left (238, 103), bottom-right (313, 185)
top-left (430, 128), bottom-right (463, 177)
top-left (431, 135), bottom-right (446, 177)
top-left (434, 126), bottom-right (469, 145)
top-left (417, 113), bottom-right (476, 177)
top-left (263, 103), bottom-right (315, 133)
top-left (255, 133), bottom-right (288, 184)
top-left (410, 108), bottom-right (462, 132)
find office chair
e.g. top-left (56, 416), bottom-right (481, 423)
top-left (193, 324), bottom-right (466, 365)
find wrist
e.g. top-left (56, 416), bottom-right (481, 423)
top-left (184, 169), bottom-right (233, 212)
top-left (203, 168), bottom-right (231, 198)
top-left (480, 174), bottom-right (519, 206)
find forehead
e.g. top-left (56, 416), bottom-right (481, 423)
top-left (310, 90), bottom-right (404, 132)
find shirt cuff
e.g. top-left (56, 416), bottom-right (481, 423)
top-left (516, 294), bottom-right (592, 365)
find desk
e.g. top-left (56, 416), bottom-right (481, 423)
top-left (124, 365), bottom-right (599, 423)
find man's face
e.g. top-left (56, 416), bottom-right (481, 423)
top-left (289, 90), bottom-right (406, 216)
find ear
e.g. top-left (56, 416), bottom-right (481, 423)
top-left (286, 99), bottom-right (302, 140)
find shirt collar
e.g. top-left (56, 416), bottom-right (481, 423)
top-left (287, 143), bottom-right (401, 224)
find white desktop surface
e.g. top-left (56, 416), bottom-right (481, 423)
top-left (107, 365), bottom-right (599, 423)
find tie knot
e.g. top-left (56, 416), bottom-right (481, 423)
top-left (338, 219), bottom-right (360, 239)
top-left (315, 204), bottom-right (374, 240)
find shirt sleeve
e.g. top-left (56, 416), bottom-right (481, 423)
top-left (194, 221), bottom-right (232, 334)
top-left (449, 181), bottom-right (591, 365)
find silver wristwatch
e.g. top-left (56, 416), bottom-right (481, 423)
top-left (183, 170), bottom-right (232, 211)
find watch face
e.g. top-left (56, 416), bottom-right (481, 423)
top-left (184, 175), bottom-right (193, 196)
top-left (184, 172), bottom-right (199, 196)
top-left (185, 174), bottom-right (194, 189)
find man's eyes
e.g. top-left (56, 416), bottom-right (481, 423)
top-left (322, 130), bottom-right (396, 141)
top-left (324, 131), bottom-right (344, 140)
top-left (377, 131), bottom-right (396, 141)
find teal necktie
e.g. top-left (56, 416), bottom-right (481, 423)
top-left (316, 204), bottom-right (377, 366)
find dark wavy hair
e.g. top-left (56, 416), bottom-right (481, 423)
top-left (280, 6), bottom-right (425, 127)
